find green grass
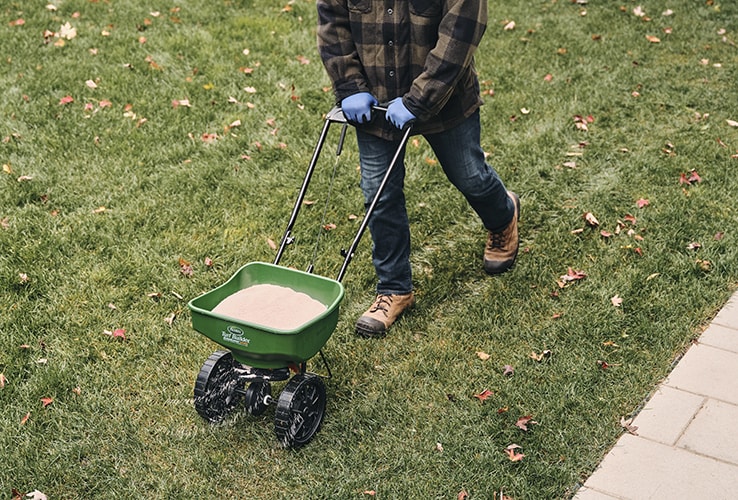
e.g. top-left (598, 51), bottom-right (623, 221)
top-left (2, 0), bottom-right (738, 497)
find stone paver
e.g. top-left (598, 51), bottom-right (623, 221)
top-left (579, 434), bottom-right (738, 499)
top-left (665, 344), bottom-right (738, 405)
top-left (678, 399), bottom-right (738, 466)
top-left (574, 290), bottom-right (738, 500)
top-left (699, 323), bottom-right (738, 353)
top-left (631, 385), bottom-right (704, 445)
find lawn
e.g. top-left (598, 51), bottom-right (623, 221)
top-left (1, 0), bottom-right (737, 498)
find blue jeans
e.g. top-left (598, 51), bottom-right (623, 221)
top-left (357, 110), bottom-right (514, 295)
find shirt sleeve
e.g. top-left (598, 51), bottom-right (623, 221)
top-left (317, 0), bottom-right (371, 102)
top-left (404, 0), bottom-right (487, 121)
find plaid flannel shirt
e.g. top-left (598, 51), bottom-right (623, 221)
top-left (317, 0), bottom-right (487, 140)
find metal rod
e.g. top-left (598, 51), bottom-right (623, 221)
top-left (273, 117), bottom-right (333, 266)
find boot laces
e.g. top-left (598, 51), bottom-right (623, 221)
top-left (488, 230), bottom-right (506, 250)
top-left (369, 294), bottom-right (392, 315)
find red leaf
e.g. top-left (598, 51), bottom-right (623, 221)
top-left (474, 389), bottom-right (494, 401)
top-left (560, 267), bottom-right (587, 283)
top-left (179, 257), bottom-right (193, 277)
top-left (20, 412), bottom-right (30, 425)
top-left (505, 444), bottom-right (525, 462)
top-left (636, 198), bottom-right (650, 208)
top-left (59, 95), bottom-right (74, 105)
top-left (112, 328), bottom-right (127, 340)
top-left (515, 415), bottom-right (538, 431)
top-left (41, 397), bottom-right (54, 407)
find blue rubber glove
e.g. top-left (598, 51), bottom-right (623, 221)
top-left (386, 97), bottom-right (416, 130)
top-left (341, 92), bottom-right (378, 124)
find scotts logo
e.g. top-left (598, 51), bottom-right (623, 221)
top-left (222, 326), bottom-right (251, 346)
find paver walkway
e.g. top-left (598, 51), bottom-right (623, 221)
top-left (574, 291), bottom-right (738, 499)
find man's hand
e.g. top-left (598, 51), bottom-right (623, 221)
top-left (341, 92), bottom-right (378, 124)
top-left (386, 98), bottom-right (416, 130)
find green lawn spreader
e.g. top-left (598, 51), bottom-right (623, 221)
top-left (188, 107), bottom-right (412, 448)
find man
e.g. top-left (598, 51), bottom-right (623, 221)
top-left (317, 0), bottom-right (519, 338)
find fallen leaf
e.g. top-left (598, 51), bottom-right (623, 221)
top-left (172, 98), bottom-right (191, 108)
top-left (505, 444), bottom-right (525, 462)
top-left (620, 416), bottom-right (639, 435)
top-left (503, 20), bottom-right (516, 31)
top-left (502, 364), bottom-right (514, 376)
top-left (362, 491), bottom-right (376, 497)
top-left (40, 397), bottom-right (53, 407)
top-left (515, 415), bottom-right (538, 431)
top-left (726, 119), bottom-right (738, 127)
top-left (474, 389), bottom-right (494, 402)
top-left (164, 312), bottom-right (176, 326)
top-left (530, 349), bottom-right (552, 362)
top-left (179, 257), bottom-right (193, 277)
top-left (611, 295), bottom-right (623, 307)
top-left (59, 22), bottom-right (77, 40)
top-left (559, 267), bottom-right (587, 284)
top-left (204, 257), bottom-right (213, 267)
top-left (646, 35), bottom-right (661, 43)
top-left (636, 198), bottom-right (650, 208)
top-left (20, 412), bottom-right (30, 425)
top-left (597, 360), bottom-right (610, 369)
top-left (584, 212), bottom-right (599, 227)
top-left (267, 238), bottom-right (277, 250)
top-left (686, 242), bottom-right (702, 251)
top-left (0, 373), bottom-right (6, 388)
top-left (476, 351), bottom-right (491, 361)
top-left (435, 442), bottom-right (444, 453)
top-left (457, 490), bottom-right (469, 500)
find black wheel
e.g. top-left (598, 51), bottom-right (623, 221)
top-left (244, 380), bottom-right (271, 416)
top-left (274, 373), bottom-right (326, 448)
top-left (194, 350), bottom-right (243, 423)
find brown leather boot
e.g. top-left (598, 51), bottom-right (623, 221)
top-left (355, 292), bottom-right (415, 338)
top-left (483, 191), bottom-right (520, 275)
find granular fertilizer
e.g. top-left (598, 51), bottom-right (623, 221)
top-left (212, 283), bottom-right (327, 330)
